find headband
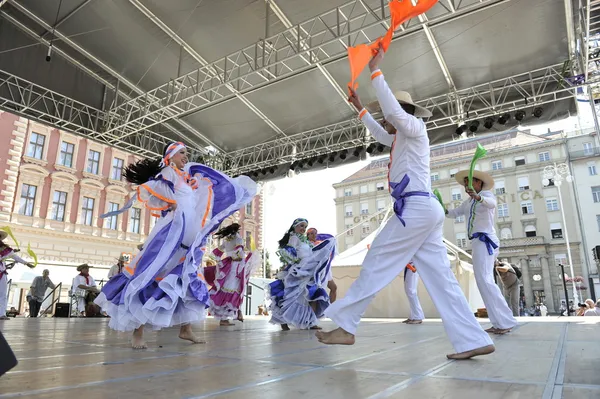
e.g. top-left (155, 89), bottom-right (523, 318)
top-left (292, 218), bottom-right (308, 228)
top-left (160, 142), bottom-right (186, 168)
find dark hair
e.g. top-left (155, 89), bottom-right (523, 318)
top-left (400, 103), bottom-right (416, 116)
top-left (214, 223), bottom-right (240, 239)
top-left (123, 144), bottom-right (170, 185)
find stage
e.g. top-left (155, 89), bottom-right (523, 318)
top-left (0, 317), bottom-right (598, 399)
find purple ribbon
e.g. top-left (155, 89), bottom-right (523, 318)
top-left (390, 175), bottom-right (434, 227)
top-left (471, 232), bottom-right (498, 255)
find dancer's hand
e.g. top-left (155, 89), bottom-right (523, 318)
top-left (465, 188), bottom-right (481, 201)
top-left (347, 87), bottom-right (363, 111)
top-left (169, 202), bottom-right (178, 212)
top-left (369, 43), bottom-right (385, 72)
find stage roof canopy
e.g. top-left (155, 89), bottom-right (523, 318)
top-left (0, 0), bottom-right (590, 176)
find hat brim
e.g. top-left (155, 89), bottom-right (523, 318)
top-left (76, 264), bottom-right (91, 272)
top-left (366, 99), bottom-right (432, 119)
top-left (454, 170), bottom-right (494, 190)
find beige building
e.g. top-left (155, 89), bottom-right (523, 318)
top-left (333, 129), bottom-right (600, 313)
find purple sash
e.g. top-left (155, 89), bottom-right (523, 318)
top-left (390, 175), bottom-right (434, 227)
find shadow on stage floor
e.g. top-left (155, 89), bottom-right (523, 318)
top-left (0, 316), bottom-right (599, 399)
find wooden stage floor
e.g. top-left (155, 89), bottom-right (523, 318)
top-left (0, 317), bottom-right (598, 399)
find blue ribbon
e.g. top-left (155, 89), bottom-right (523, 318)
top-left (100, 195), bottom-right (136, 219)
top-left (471, 232), bottom-right (498, 255)
top-left (390, 175), bottom-right (434, 227)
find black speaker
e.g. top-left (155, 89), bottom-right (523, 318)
top-left (0, 332), bottom-right (17, 376)
top-left (54, 303), bottom-right (70, 318)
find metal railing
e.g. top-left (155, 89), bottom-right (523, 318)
top-left (569, 147), bottom-right (600, 159)
top-left (38, 282), bottom-right (62, 317)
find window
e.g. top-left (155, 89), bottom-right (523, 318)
top-left (546, 197), bottom-right (559, 212)
top-left (583, 142), bottom-right (594, 155)
top-left (518, 176), bottom-right (530, 191)
top-left (450, 168), bottom-right (458, 178)
top-left (554, 254), bottom-right (567, 268)
top-left (87, 150), bottom-right (101, 174)
top-left (430, 173), bottom-right (440, 182)
top-left (111, 158), bottom-right (124, 180)
top-left (538, 151), bottom-right (550, 162)
top-left (515, 156), bottom-right (526, 166)
top-left (245, 231), bottom-right (252, 249)
top-left (19, 184), bottom-right (37, 216)
top-left (498, 203), bottom-right (509, 217)
top-left (525, 225), bottom-right (537, 237)
top-left (346, 224), bottom-right (353, 236)
top-left (59, 142), bottom-right (75, 167)
top-left (455, 215), bottom-right (464, 223)
top-left (51, 191), bottom-right (67, 222)
top-left (451, 188), bottom-right (462, 201)
top-left (377, 199), bottom-right (386, 212)
top-left (500, 228), bottom-right (512, 239)
top-left (550, 223), bottom-right (563, 239)
top-left (360, 185), bottom-right (368, 194)
top-left (344, 188), bottom-right (352, 197)
top-left (593, 186), bottom-right (600, 203)
top-left (376, 182), bottom-right (385, 191)
top-left (361, 203), bottom-right (369, 215)
top-left (521, 201), bottom-right (534, 215)
top-left (492, 160), bottom-right (502, 171)
top-left (245, 200), bottom-right (253, 216)
top-left (362, 225), bottom-right (370, 235)
top-left (456, 233), bottom-right (467, 249)
top-left (81, 197), bottom-right (95, 226)
top-left (129, 208), bottom-right (141, 234)
top-left (495, 180), bottom-right (506, 195)
top-left (597, 215), bottom-right (600, 232)
top-left (345, 205), bottom-right (353, 217)
top-left (588, 161), bottom-right (597, 176)
top-left (545, 178), bottom-right (555, 187)
top-left (106, 202), bottom-right (119, 230)
top-left (27, 133), bottom-right (45, 160)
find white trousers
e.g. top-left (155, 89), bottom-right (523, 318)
top-left (404, 269), bottom-right (424, 320)
top-left (0, 274), bottom-right (8, 316)
top-left (471, 238), bottom-right (517, 329)
top-left (325, 196), bottom-right (493, 353)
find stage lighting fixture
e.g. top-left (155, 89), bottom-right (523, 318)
top-left (497, 113), bottom-right (510, 125)
top-left (318, 155), bottom-right (327, 164)
top-left (367, 143), bottom-right (376, 154)
top-left (532, 107), bottom-right (543, 118)
top-left (515, 110), bottom-right (525, 122)
top-left (353, 146), bottom-right (364, 157)
top-left (469, 121), bottom-right (480, 133)
top-left (339, 150), bottom-right (348, 160)
top-left (297, 160), bottom-right (305, 169)
top-left (307, 157), bottom-right (316, 167)
top-left (253, 171), bottom-right (260, 178)
top-left (328, 152), bottom-right (337, 162)
top-left (484, 117), bottom-right (494, 129)
top-left (268, 167), bottom-right (275, 174)
top-left (260, 169), bottom-right (267, 176)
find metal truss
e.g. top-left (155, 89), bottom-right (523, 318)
top-left (5, 0), bottom-right (218, 153)
top-left (0, 69), bottom-right (171, 158)
top-left (219, 63), bottom-right (578, 175)
top-left (102, 0), bottom-right (511, 138)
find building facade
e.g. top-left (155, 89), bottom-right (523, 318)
top-left (0, 111), bottom-right (262, 312)
top-left (333, 129), bottom-right (600, 313)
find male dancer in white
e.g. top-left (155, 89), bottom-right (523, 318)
top-left (446, 170), bottom-right (517, 334)
top-left (317, 45), bottom-right (495, 360)
top-left (403, 263), bottom-right (424, 324)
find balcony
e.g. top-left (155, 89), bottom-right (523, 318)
top-left (501, 236), bottom-right (545, 247)
top-left (569, 147), bottom-right (600, 160)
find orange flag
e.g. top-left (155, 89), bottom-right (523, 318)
top-left (347, 0), bottom-right (438, 91)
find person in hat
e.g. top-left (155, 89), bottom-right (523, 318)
top-left (73, 264), bottom-right (100, 316)
top-left (446, 169), bottom-right (517, 334)
top-left (93, 141), bottom-right (257, 349)
top-left (316, 44), bottom-right (494, 360)
top-left (0, 230), bottom-right (34, 320)
top-left (108, 255), bottom-right (127, 279)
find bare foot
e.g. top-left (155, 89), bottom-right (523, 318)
top-left (446, 344), bottom-right (495, 360)
top-left (407, 320), bottom-right (423, 325)
top-left (281, 324), bottom-right (290, 331)
top-left (402, 319), bottom-right (412, 324)
top-left (315, 328), bottom-right (355, 345)
top-left (309, 325), bottom-right (322, 330)
top-left (237, 310), bottom-right (244, 322)
top-left (485, 327), bottom-right (497, 333)
top-left (132, 327), bottom-right (147, 349)
top-left (493, 328), bottom-right (512, 335)
top-left (220, 320), bottom-right (234, 326)
top-left (179, 324), bottom-right (205, 344)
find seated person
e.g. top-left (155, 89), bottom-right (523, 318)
top-left (73, 264), bottom-right (100, 317)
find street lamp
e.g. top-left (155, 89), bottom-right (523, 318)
top-left (542, 163), bottom-right (579, 306)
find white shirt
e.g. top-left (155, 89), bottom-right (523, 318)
top-left (584, 306), bottom-right (600, 316)
top-left (108, 264), bottom-right (123, 279)
top-left (446, 190), bottom-right (497, 239)
top-left (73, 274), bottom-right (96, 289)
top-left (359, 70), bottom-right (431, 193)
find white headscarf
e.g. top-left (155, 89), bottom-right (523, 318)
top-left (160, 142), bottom-right (186, 168)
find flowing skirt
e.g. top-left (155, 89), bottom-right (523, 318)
top-left (268, 239), bottom-right (336, 329)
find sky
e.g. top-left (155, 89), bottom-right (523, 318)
top-left (262, 99), bottom-right (597, 270)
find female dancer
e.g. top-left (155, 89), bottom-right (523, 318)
top-left (0, 231), bottom-right (34, 320)
top-left (95, 142), bottom-right (257, 348)
top-left (307, 228), bottom-right (338, 304)
top-left (269, 219), bottom-right (336, 330)
top-left (209, 223), bottom-right (259, 326)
